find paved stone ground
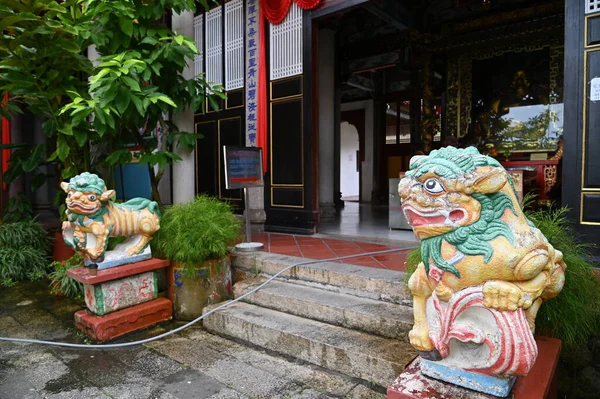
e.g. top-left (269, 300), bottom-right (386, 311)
top-left (0, 281), bottom-right (385, 399)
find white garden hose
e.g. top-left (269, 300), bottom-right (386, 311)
top-left (0, 246), bottom-right (417, 349)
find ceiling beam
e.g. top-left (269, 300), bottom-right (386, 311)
top-left (363, 3), bottom-right (408, 31)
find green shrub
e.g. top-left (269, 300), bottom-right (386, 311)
top-left (48, 253), bottom-right (84, 299)
top-left (152, 195), bottom-right (242, 269)
top-left (526, 206), bottom-right (600, 349)
top-left (0, 220), bottom-right (51, 286)
top-left (403, 205), bottom-right (600, 350)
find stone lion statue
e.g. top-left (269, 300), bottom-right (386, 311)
top-left (398, 147), bottom-right (565, 379)
top-left (61, 172), bottom-right (160, 264)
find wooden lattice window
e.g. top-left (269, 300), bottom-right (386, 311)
top-left (269, 3), bottom-right (303, 81)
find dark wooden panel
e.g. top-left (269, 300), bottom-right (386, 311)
top-left (584, 50), bottom-right (600, 188)
top-left (218, 118), bottom-right (243, 200)
top-left (207, 98), bottom-right (224, 113)
top-left (582, 193), bottom-right (600, 223)
top-left (195, 121), bottom-right (218, 196)
top-left (272, 187), bottom-right (303, 207)
top-left (264, 209), bottom-right (317, 234)
top-left (271, 98), bottom-right (303, 185)
top-left (588, 15), bottom-right (600, 46)
top-left (226, 89), bottom-right (244, 109)
top-left (271, 77), bottom-right (303, 100)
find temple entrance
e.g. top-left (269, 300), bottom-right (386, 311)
top-left (312, 0), bottom-right (566, 241)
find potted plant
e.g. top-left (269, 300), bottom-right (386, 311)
top-left (48, 253), bottom-right (84, 298)
top-left (153, 195), bottom-right (242, 320)
top-left (0, 219), bottom-right (50, 286)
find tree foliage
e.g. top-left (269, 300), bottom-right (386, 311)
top-left (1, 0), bottom-right (222, 212)
top-left (0, 0), bottom-right (94, 187)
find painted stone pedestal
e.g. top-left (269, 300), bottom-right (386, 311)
top-left (387, 336), bottom-right (561, 399)
top-left (68, 258), bottom-right (172, 341)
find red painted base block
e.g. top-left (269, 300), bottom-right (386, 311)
top-left (68, 258), bottom-right (170, 285)
top-left (74, 297), bottom-right (172, 342)
top-left (387, 336), bottom-right (561, 399)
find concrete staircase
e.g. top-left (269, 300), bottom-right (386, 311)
top-left (202, 251), bottom-right (417, 389)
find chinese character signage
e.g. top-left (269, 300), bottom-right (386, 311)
top-left (223, 146), bottom-right (264, 190)
top-left (246, 0), bottom-right (259, 146)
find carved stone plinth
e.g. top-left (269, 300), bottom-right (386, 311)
top-left (68, 258), bottom-right (172, 340)
top-left (74, 297), bottom-right (172, 342)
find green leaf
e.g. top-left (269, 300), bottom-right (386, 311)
top-left (90, 67), bottom-right (112, 84)
top-left (22, 145), bottom-right (45, 172)
top-left (58, 122), bottom-right (73, 136)
top-left (130, 94), bottom-right (145, 115)
top-left (73, 129), bottom-right (88, 147)
top-left (140, 36), bottom-right (159, 46)
top-left (122, 76), bottom-right (141, 92)
top-left (56, 39), bottom-right (82, 53)
top-left (97, 60), bottom-right (120, 68)
top-left (115, 86), bottom-right (131, 112)
top-left (56, 137), bottom-right (70, 161)
top-left (0, 14), bottom-right (39, 32)
top-left (174, 35), bottom-right (184, 45)
top-left (155, 95), bottom-right (177, 107)
top-left (31, 173), bottom-right (47, 191)
top-left (118, 18), bottom-right (134, 36)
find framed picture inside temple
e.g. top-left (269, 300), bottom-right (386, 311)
top-left (470, 47), bottom-right (564, 153)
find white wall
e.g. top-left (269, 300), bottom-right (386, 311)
top-left (341, 100), bottom-right (374, 203)
top-left (340, 122), bottom-right (359, 198)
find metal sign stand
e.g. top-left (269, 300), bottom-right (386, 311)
top-left (235, 187), bottom-right (264, 252)
top-left (223, 146), bottom-right (265, 253)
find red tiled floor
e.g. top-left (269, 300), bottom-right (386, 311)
top-left (256, 233), bottom-right (416, 271)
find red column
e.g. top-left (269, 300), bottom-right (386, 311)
top-left (1, 93), bottom-right (10, 190)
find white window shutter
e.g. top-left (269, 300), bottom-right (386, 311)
top-left (193, 14), bottom-right (204, 77)
top-left (269, 3), bottom-right (303, 81)
top-left (225, 0), bottom-right (244, 90)
top-left (587, 0), bottom-right (600, 14)
top-left (205, 7), bottom-right (223, 86)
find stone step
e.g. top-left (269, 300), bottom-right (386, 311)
top-left (233, 277), bottom-right (413, 340)
top-left (202, 301), bottom-right (417, 387)
top-left (232, 252), bottom-right (411, 305)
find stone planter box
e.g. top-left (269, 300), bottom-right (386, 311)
top-left (168, 256), bottom-right (233, 321)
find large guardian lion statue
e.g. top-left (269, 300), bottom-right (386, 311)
top-left (399, 147), bottom-right (565, 377)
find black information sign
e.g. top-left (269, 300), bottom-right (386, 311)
top-left (223, 146), bottom-right (264, 190)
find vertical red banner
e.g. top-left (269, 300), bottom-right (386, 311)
top-left (1, 93), bottom-right (10, 190)
top-left (257, 4), bottom-right (268, 173)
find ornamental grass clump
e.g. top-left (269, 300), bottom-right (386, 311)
top-left (526, 206), bottom-right (600, 350)
top-left (48, 253), bottom-right (84, 299)
top-left (153, 196), bottom-right (242, 269)
top-left (404, 204), bottom-right (600, 350)
top-left (0, 220), bottom-right (51, 286)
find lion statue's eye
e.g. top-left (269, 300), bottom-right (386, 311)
top-left (89, 195), bottom-right (97, 201)
top-left (423, 178), bottom-right (445, 194)
top-left (67, 192), bottom-right (72, 197)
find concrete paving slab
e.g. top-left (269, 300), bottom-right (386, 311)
top-left (345, 384), bottom-right (387, 399)
top-left (206, 387), bottom-right (250, 399)
top-left (0, 279), bottom-right (402, 399)
top-left (184, 329), bottom-right (358, 397)
top-left (43, 387), bottom-right (111, 398)
top-left (148, 336), bottom-right (302, 398)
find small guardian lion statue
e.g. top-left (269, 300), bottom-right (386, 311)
top-left (61, 172), bottom-right (160, 268)
top-left (398, 147), bottom-right (565, 396)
